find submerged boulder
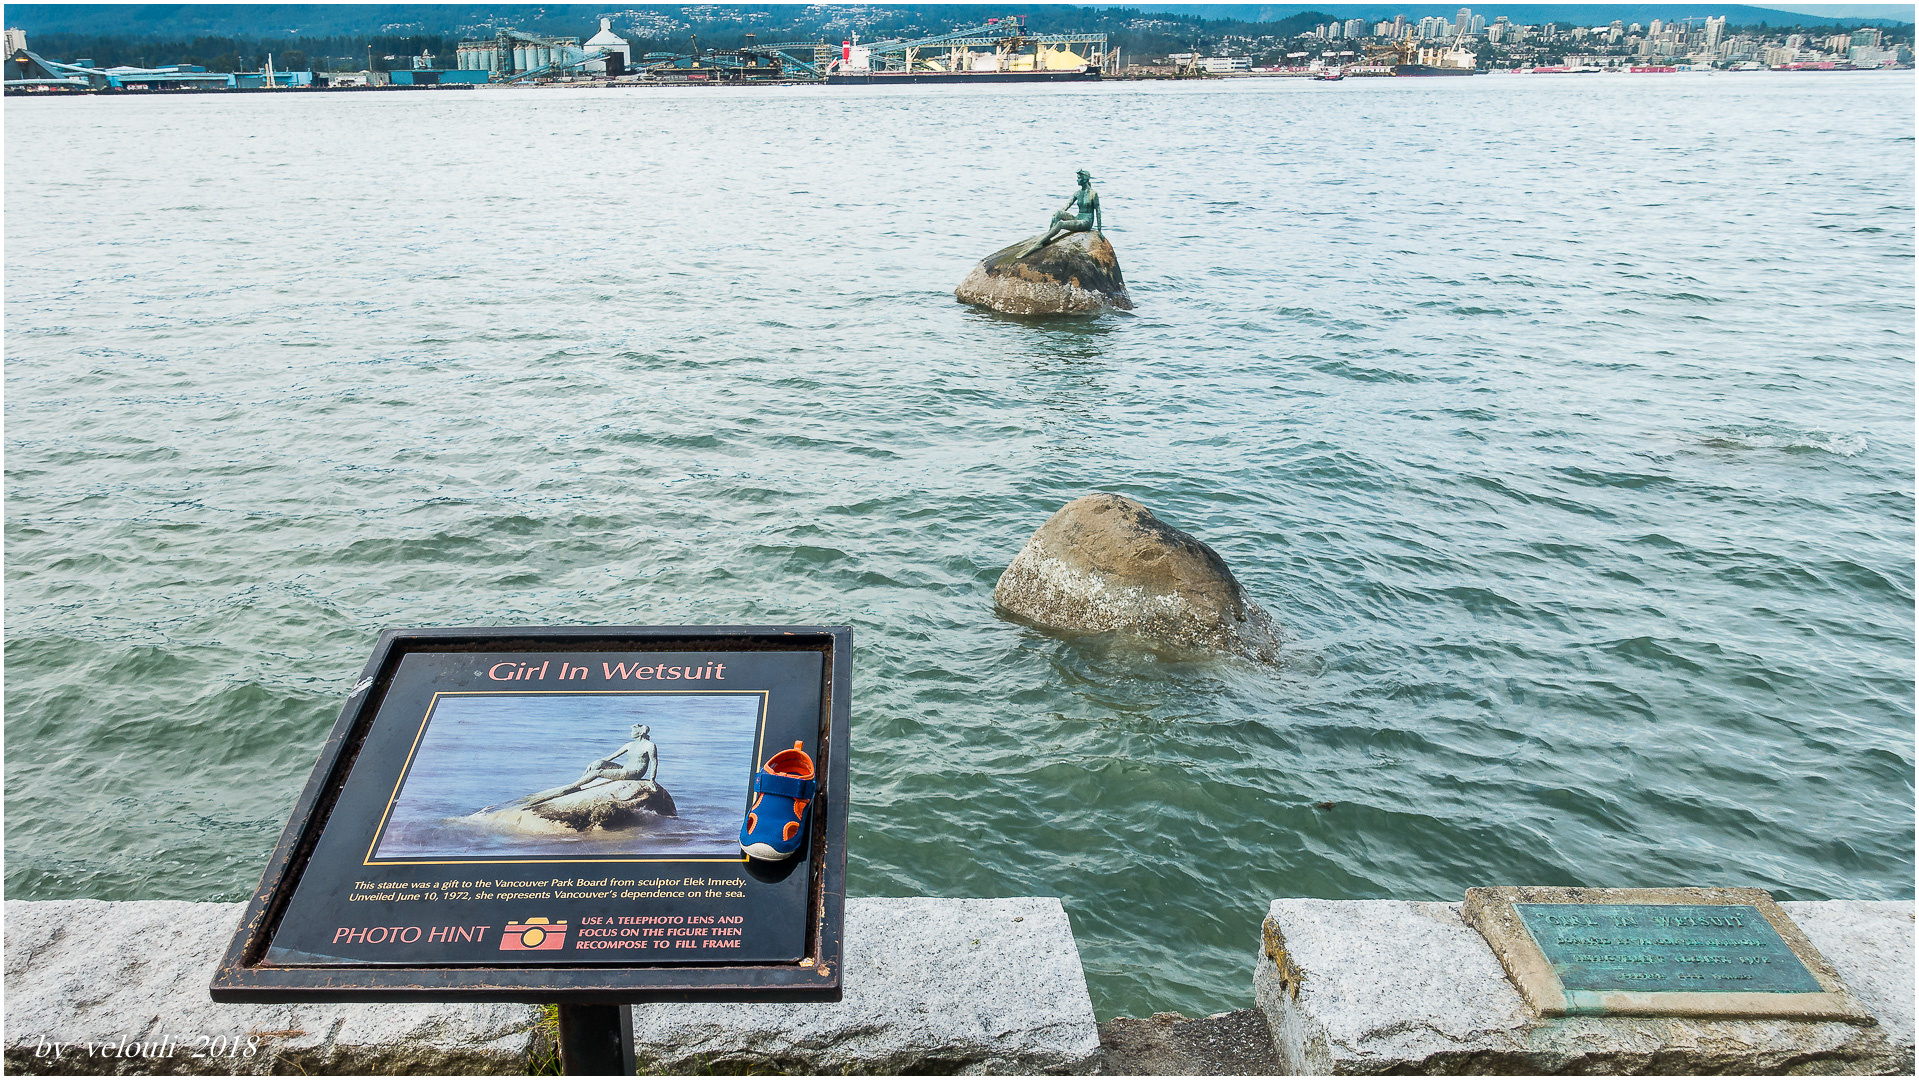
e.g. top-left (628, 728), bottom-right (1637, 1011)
top-left (472, 780), bottom-right (677, 835)
top-left (994, 494), bottom-right (1280, 661)
top-left (956, 231), bottom-right (1134, 315)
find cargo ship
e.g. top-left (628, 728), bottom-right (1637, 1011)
top-left (1368, 35), bottom-right (1479, 76)
top-left (823, 17), bottom-right (1113, 85)
top-left (827, 65), bottom-right (1099, 84)
top-left (1394, 43), bottom-right (1477, 75)
top-left (1395, 60), bottom-right (1476, 75)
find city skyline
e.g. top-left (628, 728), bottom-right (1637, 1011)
top-left (7, 2), bottom-right (1908, 75)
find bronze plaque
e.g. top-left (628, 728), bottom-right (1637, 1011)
top-left (1463, 886), bottom-right (1871, 1021)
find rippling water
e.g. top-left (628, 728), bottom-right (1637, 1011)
top-left (6, 74), bottom-right (1913, 1019)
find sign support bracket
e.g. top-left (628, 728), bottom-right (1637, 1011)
top-left (557, 1003), bottom-right (633, 1075)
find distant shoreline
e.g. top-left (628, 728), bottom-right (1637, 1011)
top-left (6, 65), bottom-right (1911, 98)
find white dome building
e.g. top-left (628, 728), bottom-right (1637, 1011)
top-left (584, 18), bottom-right (631, 73)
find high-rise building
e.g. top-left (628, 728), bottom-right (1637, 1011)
top-left (1457, 8), bottom-right (1472, 34)
top-left (1649, 19), bottom-right (1663, 35)
top-left (1705, 16), bottom-right (1725, 47)
top-left (1344, 18), bottom-right (1367, 39)
top-left (1851, 27), bottom-right (1882, 47)
top-left (1471, 15), bottom-right (1486, 33)
top-left (1327, 21), bottom-right (1343, 39)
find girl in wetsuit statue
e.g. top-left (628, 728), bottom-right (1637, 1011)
top-left (578, 723), bottom-right (658, 784)
top-left (1021, 170), bottom-right (1102, 257)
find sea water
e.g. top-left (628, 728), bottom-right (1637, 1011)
top-left (5, 74), bottom-right (1913, 1018)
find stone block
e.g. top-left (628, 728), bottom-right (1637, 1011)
top-left (1255, 898), bottom-right (1913, 1075)
top-left (2, 899), bottom-right (544, 1075)
top-left (1782, 900), bottom-right (1916, 1052)
top-left (5, 896), bottom-right (1098, 1075)
top-left (628, 897), bottom-right (1101, 1074)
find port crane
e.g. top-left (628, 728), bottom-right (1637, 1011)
top-left (748, 41), bottom-right (836, 77)
top-left (1364, 36), bottom-right (1420, 66)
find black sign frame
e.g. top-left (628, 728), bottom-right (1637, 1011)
top-left (210, 625), bottom-right (851, 1004)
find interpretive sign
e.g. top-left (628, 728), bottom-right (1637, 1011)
top-left (1462, 886), bottom-right (1871, 1021)
top-left (211, 626), bottom-right (851, 1003)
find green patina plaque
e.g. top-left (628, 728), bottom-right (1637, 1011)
top-left (1514, 903), bottom-right (1823, 995)
top-left (1463, 887), bottom-right (1868, 1020)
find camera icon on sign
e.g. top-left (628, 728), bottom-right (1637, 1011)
top-left (500, 918), bottom-right (568, 951)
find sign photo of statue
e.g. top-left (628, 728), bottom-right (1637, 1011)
top-left (370, 692), bottom-right (766, 863)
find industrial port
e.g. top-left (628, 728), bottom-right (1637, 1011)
top-left (3, 16), bottom-right (1115, 94)
top-left (7, 7), bottom-right (1907, 95)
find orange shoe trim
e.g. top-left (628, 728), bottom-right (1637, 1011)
top-left (765, 741), bottom-right (815, 780)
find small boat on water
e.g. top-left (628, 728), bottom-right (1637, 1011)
top-left (1313, 67), bottom-right (1344, 81)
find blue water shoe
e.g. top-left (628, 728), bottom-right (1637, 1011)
top-left (740, 741), bottom-right (816, 861)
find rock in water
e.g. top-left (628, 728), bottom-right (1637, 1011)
top-left (955, 231), bottom-right (1134, 315)
top-left (994, 494), bottom-right (1281, 661)
top-left (471, 780), bottom-right (677, 835)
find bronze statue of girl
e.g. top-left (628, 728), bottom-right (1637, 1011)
top-left (1021, 170), bottom-right (1101, 257)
